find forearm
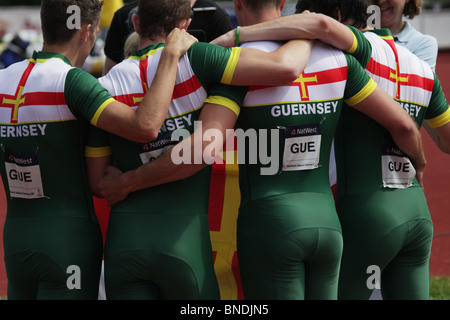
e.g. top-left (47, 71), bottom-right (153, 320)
top-left (240, 14), bottom-right (324, 42)
top-left (104, 112), bottom-right (234, 196)
top-left (424, 122), bottom-right (450, 154)
top-left (134, 28), bottom-right (198, 140)
top-left (116, 136), bottom-right (208, 195)
top-left (233, 39), bottom-right (313, 86)
top-left (354, 86), bottom-right (427, 184)
top-left (390, 124), bottom-right (427, 172)
top-left (85, 155), bottom-right (112, 198)
top-left (220, 13), bottom-right (354, 52)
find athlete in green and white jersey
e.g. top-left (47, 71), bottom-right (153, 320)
top-left (215, 0), bottom-right (449, 299)
top-left (0, 52), bottom-right (110, 300)
top-left (340, 26), bottom-right (449, 191)
top-left (86, 42), bottom-right (247, 300)
top-left (0, 0), bottom-right (196, 300)
top-left (236, 41), bottom-right (375, 300)
top-left (333, 26), bottom-right (449, 300)
top-left (286, 1), bottom-right (450, 300)
top-left (227, 0), bottom-right (425, 301)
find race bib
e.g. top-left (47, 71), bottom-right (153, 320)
top-left (139, 132), bottom-right (177, 164)
top-left (4, 149), bottom-right (45, 199)
top-left (282, 123), bottom-right (321, 171)
top-left (381, 144), bottom-right (416, 188)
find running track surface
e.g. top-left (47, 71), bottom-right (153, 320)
top-left (1, 51), bottom-right (450, 298)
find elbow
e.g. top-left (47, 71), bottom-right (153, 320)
top-left (133, 125), bottom-right (160, 143)
top-left (388, 117), bottom-right (419, 145)
top-left (143, 129), bottom-right (160, 143)
top-left (281, 65), bottom-right (302, 84)
top-left (316, 14), bottom-right (334, 39)
top-left (396, 119), bottom-right (419, 139)
top-left (275, 55), bottom-right (305, 84)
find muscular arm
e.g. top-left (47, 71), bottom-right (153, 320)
top-left (97, 33), bottom-right (309, 142)
top-left (95, 103), bottom-right (238, 205)
top-left (353, 86), bottom-right (427, 186)
top-left (96, 28), bottom-right (198, 143)
top-left (422, 74), bottom-right (450, 154)
top-left (423, 121), bottom-right (450, 154)
top-left (86, 153), bottom-right (112, 199)
top-left (231, 39), bottom-right (313, 86)
top-left (212, 12), bottom-right (354, 53)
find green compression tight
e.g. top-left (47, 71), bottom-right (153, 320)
top-left (337, 190), bottom-right (433, 300)
top-left (4, 216), bottom-right (103, 300)
top-left (237, 193), bottom-right (343, 300)
top-left (104, 212), bottom-right (220, 300)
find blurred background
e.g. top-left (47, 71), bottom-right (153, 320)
top-left (1, 0), bottom-right (450, 74)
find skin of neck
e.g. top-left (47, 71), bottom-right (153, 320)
top-left (241, 9), bottom-right (281, 26)
top-left (237, 1), bottom-right (284, 27)
top-left (41, 25), bottom-right (93, 68)
top-left (386, 19), bottom-right (406, 36)
top-left (42, 43), bottom-right (81, 66)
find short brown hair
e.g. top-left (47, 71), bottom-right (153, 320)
top-left (296, 0), bottom-right (371, 29)
top-left (403, 0), bottom-right (422, 19)
top-left (40, 0), bottom-right (103, 45)
top-left (137, 0), bottom-right (191, 40)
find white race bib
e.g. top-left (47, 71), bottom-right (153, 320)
top-left (282, 123), bottom-right (321, 171)
top-left (381, 145), bottom-right (416, 188)
top-left (5, 150), bottom-right (45, 199)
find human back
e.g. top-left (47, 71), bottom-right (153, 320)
top-left (235, 27), bottom-right (377, 299)
top-left (0, 54), bottom-right (104, 219)
top-left (238, 40), bottom-right (352, 204)
top-left (336, 26), bottom-right (440, 197)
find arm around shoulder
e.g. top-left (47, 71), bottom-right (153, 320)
top-left (96, 29), bottom-right (198, 143)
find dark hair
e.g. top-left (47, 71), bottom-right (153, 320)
top-left (241, 0), bottom-right (284, 12)
top-left (403, 0), bottom-right (422, 19)
top-left (40, 0), bottom-right (103, 45)
top-left (296, 0), bottom-right (370, 29)
top-left (138, 0), bottom-right (191, 40)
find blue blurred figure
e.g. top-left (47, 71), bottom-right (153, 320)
top-left (0, 34), bottom-right (29, 69)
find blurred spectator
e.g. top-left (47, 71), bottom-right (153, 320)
top-left (0, 35), bottom-right (29, 69)
top-left (373, 0), bottom-right (438, 70)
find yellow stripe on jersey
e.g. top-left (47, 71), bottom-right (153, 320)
top-left (128, 47), bottom-right (164, 61)
top-left (426, 107), bottom-right (450, 128)
top-left (346, 31), bottom-right (358, 54)
top-left (84, 146), bottom-right (112, 158)
top-left (205, 96), bottom-right (241, 117)
top-left (221, 47), bottom-right (242, 85)
top-left (345, 78), bottom-right (378, 106)
top-left (380, 35), bottom-right (395, 41)
top-left (90, 97), bottom-right (115, 126)
top-left (28, 57), bottom-right (68, 64)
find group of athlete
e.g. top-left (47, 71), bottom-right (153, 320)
top-left (210, 0), bottom-right (449, 300)
top-left (0, 0), bottom-right (449, 300)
